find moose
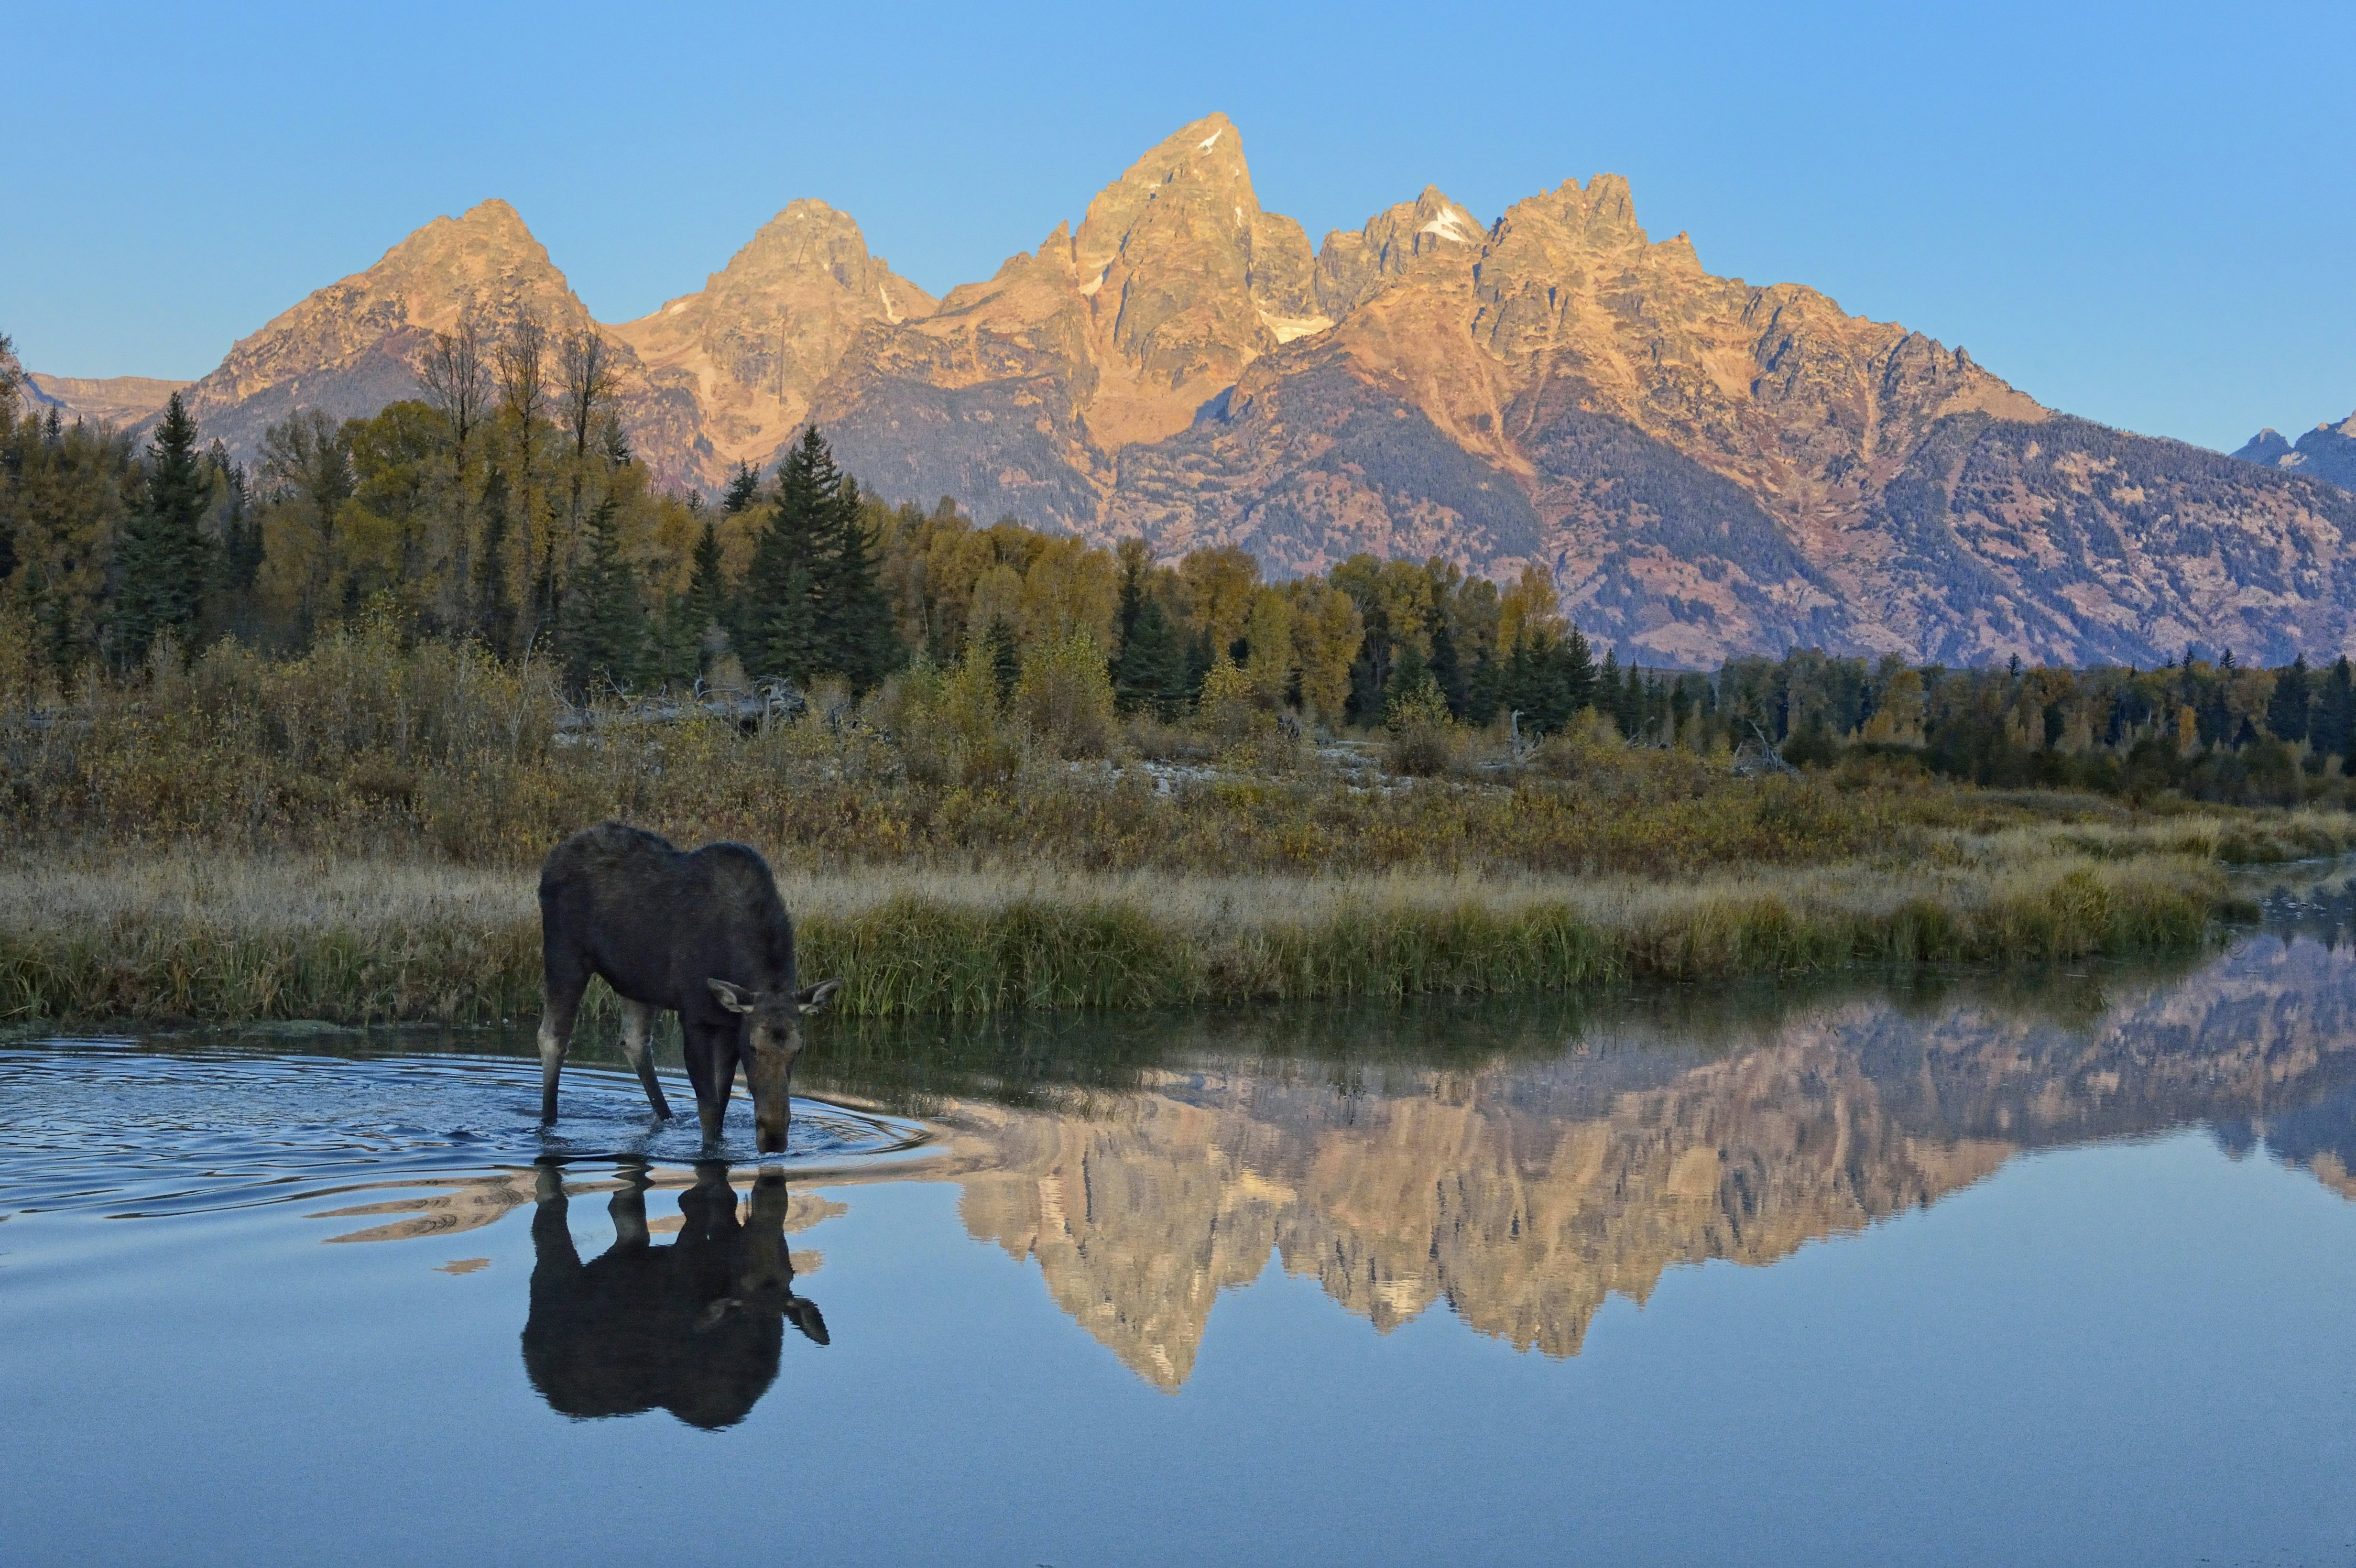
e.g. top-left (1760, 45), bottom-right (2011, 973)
top-left (537, 822), bottom-right (840, 1154)
top-left (522, 1160), bottom-right (828, 1429)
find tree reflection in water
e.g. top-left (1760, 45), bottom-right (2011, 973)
top-left (522, 1161), bottom-right (827, 1429)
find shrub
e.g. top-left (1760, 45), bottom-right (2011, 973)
top-left (1383, 671), bottom-right (1456, 776)
top-left (1016, 631), bottom-right (1119, 760)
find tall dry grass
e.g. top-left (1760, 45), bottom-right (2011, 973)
top-left (0, 838), bottom-right (2229, 1026)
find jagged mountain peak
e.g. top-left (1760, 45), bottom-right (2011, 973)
top-left (361, 199), bottom-right (575, 325)
top-left (655, 195), bottom-right (935, 325)
top-left (1494, 173), bottom-right (1669, 260)
top-left (607, 195), bottom-right (935, 478)
top-left (1314, 185), bottom-right (1487, 317)
top-left (2237, 427), bottom-right (2296, 464)
top-left (172, 196), bottom-right (599, 468)
top-left (1072, 111), bottom-right (1264, 275)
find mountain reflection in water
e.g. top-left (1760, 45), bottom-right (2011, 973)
top-left (814, 931), bottom-right (2356, 1390)
top-left (275, 927), bottom-right (2356, 1400)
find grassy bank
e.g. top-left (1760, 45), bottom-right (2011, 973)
top-left (0, 827), bottom-right (2264, 1027)
top-left (8, 634), bottom-right (2354, 1027)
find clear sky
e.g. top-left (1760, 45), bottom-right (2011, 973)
top-left (3, 0), bottom-right (2348, 453)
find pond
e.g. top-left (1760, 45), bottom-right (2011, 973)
top-left (6, 888), bottom-right (2356, 1566)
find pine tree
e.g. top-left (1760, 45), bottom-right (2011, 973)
top-left (984, 616), bottom-right (1021, 708)
top-left (742, 428), bottom-right (833, 682)
top-left (1462, 647), bottom-right (1503, 725)
top-left (1112, 593), bottom-right (1187, 718)
top-left (1560, 626), bottom-right (1596, 713)
top-left (209, 446), bottom-right (262, 598)
top-left (721, 460), bottom-right (761, 518)
top-left (1429, 613), bottom-right (1464, 719)
top-left (1598, 648), bottom-right (1624, 732)
top-left (559, 494), bottom-right (643, 693)
top-left (2318, 657), bottom-right (2356, 763)
top-left (206, 445), bottom-right (262, 641)
top-left (686, 511), bottom-right (729, 652)
top-left (1385, 642), bottom-right (1431, 725)
top-left (813, 475), bottom-right (898, 687)
top-left (113, 392), bottom-right (213, 663)
top-left (1111, 549), bottom-right (1188, 718)
top-left (2268, 655), bottom-right (2312, 743)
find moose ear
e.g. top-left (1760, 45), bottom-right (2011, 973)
top-left (796, 978), bottom-right (843, 1016)
top-left (707, 978), bottom-right (757, 1014)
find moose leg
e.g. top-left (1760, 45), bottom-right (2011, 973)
top-left (618, 1000), bottom-right (671, 1119)
top-left (537, 948), bottom-right (589, 1126)
top-left (608, 1159), bottom-right (653, 1250)
top-left (698, 1064), bottom-right (730, 1147)
top-left (681, 1019), bottom-right (732, 1149)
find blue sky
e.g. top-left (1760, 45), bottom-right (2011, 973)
top-left (4, 0), bottom-right (2348, 452)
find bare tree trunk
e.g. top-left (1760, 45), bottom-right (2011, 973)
top-left (495, 316), bottom-right (549, 649)
top-left (557, 331), bottom-right (612, 462)
top-left (422, 311), bottom-right (491, 625)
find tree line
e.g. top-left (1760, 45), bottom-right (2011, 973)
top-left (7, 320), bottom-right (2356, 806)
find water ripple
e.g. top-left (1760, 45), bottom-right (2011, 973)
top-left (0, 1040), bottom-right (929, 1219)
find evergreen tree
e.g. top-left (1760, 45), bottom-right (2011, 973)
top-left (742, 429), bottom-right (834, 682)
top-left (1561, 626), bottom-right (1597, 712)
top-left (1462, 647), bottom-right (1503, 725)
top-left (813, 474), bottom-right (897, 687)
top-left (2317, 657), bottom-right (2356, 764)
top-left (206, 446), bottom-right (262, 641)
top-left (686, 511), bottom-right (729, 648)
top-left (721, 460), bottom-right (761, 517)
top-left (1429, 612), bottom-right (1464, 719)
top-left (1113, 546), bottom-right (1148, 651)
top-left (1601, 648), bottom-right (1632, 735)
top-left (209, 446), bottom-right (262, 598)
top-left (1110, 548), bottom-right (1186, 717)
top-left (112, 393), bottom-right (212, 663)
top-left (1111, 593), bottom-right (1187, 718)
top-left (559, 495), bottom-right (643, 693)
top-left (984, 616), bottom-right (1021, 708)
top-left (2268, 655), bottom-right (2312, 743)
top-left (1385, 642), bottom-right (1431, 725)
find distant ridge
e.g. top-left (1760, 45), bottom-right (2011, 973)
top-left (24, 372), bottom-right (188, 428)
top-left (2234, 412), bottom-right (2356, 493)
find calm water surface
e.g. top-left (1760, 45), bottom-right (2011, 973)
top-left (6, 897), bottom-right (2356, 1565)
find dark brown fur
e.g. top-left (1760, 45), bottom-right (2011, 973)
top-left (536, 822), bottom-right (837, 1152)
top-left (523, 1162), bottom-right (826, 1429)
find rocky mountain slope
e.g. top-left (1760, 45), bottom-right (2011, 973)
top-left (2236, 412), bottom-right (2356, 493)
top-left (138, 115), bottom-right (2356, 665)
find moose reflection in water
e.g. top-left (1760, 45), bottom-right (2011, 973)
top-left (522, 1161), bottom-right (828, 1429)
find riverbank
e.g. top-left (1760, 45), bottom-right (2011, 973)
top-left (0, 820), bottom-right (2299, 1026)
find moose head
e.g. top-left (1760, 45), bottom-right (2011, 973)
top-left (706, 977), bottom-right (842, 1153)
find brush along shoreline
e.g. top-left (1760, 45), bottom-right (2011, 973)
top-left (0, 833), bottom-right (2292, 1028)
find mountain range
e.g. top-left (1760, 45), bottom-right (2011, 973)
top-left (41, 113), bottom-right (2356, 667)
top-left (2234, 413), bottom-right (2356, 494)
